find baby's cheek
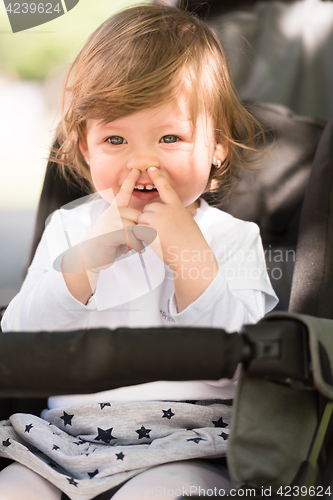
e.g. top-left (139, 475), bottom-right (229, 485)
top-left (91, 167), bottom-right (118, 203)
top-left (182, 173), bottom-right (210, 204)
top-left (90, 158), bottom-right (111, 186)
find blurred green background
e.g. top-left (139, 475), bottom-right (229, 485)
top-left (0, 0), bottom-right (148, 80)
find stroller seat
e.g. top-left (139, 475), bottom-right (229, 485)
top-left (0, 104), bottom-right (333, 499)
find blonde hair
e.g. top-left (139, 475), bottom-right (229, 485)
top-left (52, 3), bottom-right (261, 196)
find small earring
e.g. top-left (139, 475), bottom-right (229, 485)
top-left (216, 160), bottom-right (221, 168)
top-left (87, 159), bottom-right (90, 166)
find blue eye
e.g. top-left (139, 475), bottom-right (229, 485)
top-left (161, 135), bottom-right (179, 144)
top-left (107, 136), bottom-right (126, 145)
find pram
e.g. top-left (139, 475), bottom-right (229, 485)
top-left (1, 99), bottom-right (333, 499)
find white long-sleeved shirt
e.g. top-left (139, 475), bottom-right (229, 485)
top-left (2, 196), bottom-right (277, 405)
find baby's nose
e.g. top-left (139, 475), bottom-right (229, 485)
top-left (127, 153), bottom-right (159, 172)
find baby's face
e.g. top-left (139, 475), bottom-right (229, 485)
top-left (80, 96), bottom-right (226, 210)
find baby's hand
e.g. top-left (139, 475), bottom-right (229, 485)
top-left (135, 167), bottom-right (205, 269)
top-left (135, 167), bottom-right (219, 312)
top-left (80, 169), bottom-right (146, 272)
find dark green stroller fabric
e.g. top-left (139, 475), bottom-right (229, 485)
top-left (227, 312), bottom-right (333, 491)
top-left (227, 116), bottom-right (333, 492)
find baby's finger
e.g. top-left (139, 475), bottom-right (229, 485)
top-left (111, 226), bottom-right (144, 256)
top-left (114, 168), bottom-right (141, 209)
top-left (81, 227), bottom-right (144, 269)
top-left (133, 225), bottom-right (162, 261)
top-left (118, 207), bottom-right (143, 224)
top-left (146, 167), bottom-right (181, 206)
top-left (132, 225), bottom-right (158, 247)
top-left (124, 226), bottom-right (146, 254)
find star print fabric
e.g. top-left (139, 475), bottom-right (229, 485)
top-left (0, 400), bottom-right (231, 500)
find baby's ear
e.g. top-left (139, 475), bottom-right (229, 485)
top-left (213, 141), bottom-right (227, 164)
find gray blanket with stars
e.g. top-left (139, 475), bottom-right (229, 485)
top-left (0, 400), bottom-right (231, 500)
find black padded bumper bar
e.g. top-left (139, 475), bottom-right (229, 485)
top-left (0, 327), bottom-right (248, 397)
top-left (0, 318), bottom-right (311, 398)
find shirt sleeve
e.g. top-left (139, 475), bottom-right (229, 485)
top-left (168, 272), bottom-right (271, 332)
top-left (168, 218), bottom-right (278, 331)
top-left (1, 209), bottom-right (97, 332)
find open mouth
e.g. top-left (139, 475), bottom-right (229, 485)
top-left (134, 184), bottom-right (158, 192)
top-left (133, 184), bottom-right (159, 200)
